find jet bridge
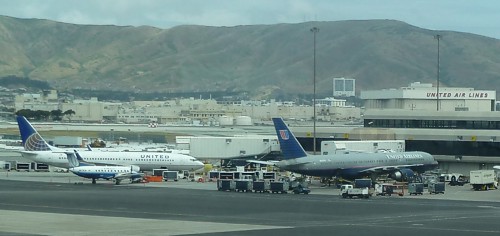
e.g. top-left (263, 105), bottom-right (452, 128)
top-left (183, 135), bottom-right (281, 160)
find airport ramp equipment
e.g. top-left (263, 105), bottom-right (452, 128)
top-left (375, 183), bottom-right (395, 196)
top-left (235, 179), bottom-right (253, 192)
top-left (15, 162), bottom-right (31, 172)
top-left (217, 179), bottom-right (236, 191)
top-left (428, 182), bottom-right (445, 194)
top-left (270, 181), bottom-right (289, 194)
top-left (253, 180), bottom-right (271, 193)
top-left (354, 179), bottom-right (372, 188)
top-left (408, 183), bottom-right (424, 195)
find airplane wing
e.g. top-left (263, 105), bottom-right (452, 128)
top-left (114, 172), bottom-right (144, 180)
top-left (358, 164), bottom-right (424, 173)
top-left (246, 160), bottom-right (279, 165)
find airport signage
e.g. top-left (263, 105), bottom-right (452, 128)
top-left (423, 91), bottom-right (494, 100)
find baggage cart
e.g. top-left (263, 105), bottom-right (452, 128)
top-left (217, 179), bottom-right (236, 191)
top-left (235, 180), bottom-right (253, 192)
top-left (270, 181), bottom-right (289, 194)
top-left (253, 180), bottom-right (270, 193)
top-left (408, 183), bottom-right (424, 195)
top-left (428, 182), bottom-right (445, 194)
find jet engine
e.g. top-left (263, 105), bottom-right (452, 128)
top-left (389, 168), bottom-right (415, 181)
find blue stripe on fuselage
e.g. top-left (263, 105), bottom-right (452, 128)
top-left (72, 172), bottom-right (116, 179)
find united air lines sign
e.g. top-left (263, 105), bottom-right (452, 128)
top-left (419, 91), bottom-right (495, 100)
top-left (426, 91), bottom-right (495, 99)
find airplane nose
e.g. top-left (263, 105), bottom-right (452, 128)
top-left (193, 161), bottom-right (204, 170)
top-left (197, 161), bottom-right (204, 167)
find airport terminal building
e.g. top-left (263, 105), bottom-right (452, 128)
top-left (355, 82), bottom-right (499, 174)
top-left (361, 82), bottom-right (496, 112)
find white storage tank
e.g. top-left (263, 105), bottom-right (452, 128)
top-left (235, 116), bottom-right (252, 126)
top-left (219, 116), bottom-right (234, 126)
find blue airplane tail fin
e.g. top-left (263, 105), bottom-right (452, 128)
top-left (272, 117), bottom-right (308, 159)
top-left (16, 116), bottom-right (53, 151)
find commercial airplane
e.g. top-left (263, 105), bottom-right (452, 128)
top-left (254, 118), bottom-right (438, 181)
top-left (16, 116), bottom-right (204, 171)
top-left (66, 150), bottom-right (143, 185)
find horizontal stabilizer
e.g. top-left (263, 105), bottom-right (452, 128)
top-left (246, 160), bottom-right (279, 166)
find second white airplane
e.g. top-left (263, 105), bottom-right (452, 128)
top-left (66, 150), bottom-right (144, 185)
top-left (16, 116), bottom-right (204, 171)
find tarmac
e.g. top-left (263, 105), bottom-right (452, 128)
top-left (1, 171), bottom-right (500, 236)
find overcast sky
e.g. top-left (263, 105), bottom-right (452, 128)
top-left (1, 0), bottom-right (499, 39)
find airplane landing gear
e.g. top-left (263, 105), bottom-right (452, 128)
top-left (92, 179), bottom-right (96, 184)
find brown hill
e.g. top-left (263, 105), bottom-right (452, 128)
top-left (1, 15), bottom-right (500, 99)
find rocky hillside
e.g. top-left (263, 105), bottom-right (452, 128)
top-left (1, 15), bottom-right (500, 99)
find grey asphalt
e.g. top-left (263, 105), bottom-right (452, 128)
top-left (1, 174), bottom-right (500, 236)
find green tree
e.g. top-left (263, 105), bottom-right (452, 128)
top-left (64, 109), bottom-right (76, 121)
top-left (35, 110), bottom-right (50, 121)
top-left (15, 109), bottom-right (35, 119)
top-left (50, 109), bottom-right (63, 121)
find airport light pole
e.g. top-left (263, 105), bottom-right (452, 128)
top-left (434, 34), bottom-right (442, 111)
top-left (311, 27), bottom-right (319, 155)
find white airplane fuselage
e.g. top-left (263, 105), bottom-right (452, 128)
top-left (21, 150), bottom-right (204, 171)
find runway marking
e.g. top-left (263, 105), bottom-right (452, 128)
top-left (0, 210), bottom-right (290, 236)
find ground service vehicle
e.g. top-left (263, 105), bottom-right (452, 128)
top-left (292, 185), bottom-right (311, 194)
top-left (449, 175), bottom-right (467, 186)
top-left (470, 170), bottom-right (497, 191)
top-left (340, 184), bottom-right (370, 198)
top-left (162, 171), bottom-right (179, 181)
top-left (375, 183), bottom-right (395, 196)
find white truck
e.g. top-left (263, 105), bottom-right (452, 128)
top-left (340, 184), bottom-right (371, 199)
top-left (470, 170), bottom-right (497, 191)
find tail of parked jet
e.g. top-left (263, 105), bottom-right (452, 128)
top-left (16, 116), bottom-right (56, 151)
top-left (66, 150), bottom-right (94, 168)
top-left (272, 117), bottom-right (308, 159)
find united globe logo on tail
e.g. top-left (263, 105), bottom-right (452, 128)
top-left (25, 133), bottom-right (51, 151)
top-left (279, 130), bottom-right (289, 140)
